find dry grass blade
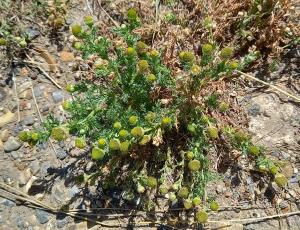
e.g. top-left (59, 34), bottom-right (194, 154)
top-left (237, 70), bottom-right (300, 102)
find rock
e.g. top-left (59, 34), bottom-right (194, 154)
top-left (33, 85), bottom-right (44, 97)
top-left (60, 51), bottom-right (75, 62)
top-left (0, 88), bottom-right (7, 102)
top-left (29, 160), bottom-right (40, 175)
top-left (52, 184), bottom-right (65, 203)
top-left (0, 110), bottom-right (15, 128)
top-left (225, 191), bottom-right (233, 198)
top-left (23, 115), bottom-right (35, 126)
top-left (0, 129), bottom-right (10, 142)
top-left (25, 27), bottom-right (41, 41)
top-left (35, 209), bottom-right (50, 224)
top-left (10, 151), bottom-right (20, 159)
top-left (279, 200), bottom-right (289, 209)
top-left (52, 90), bottom-right (64, 103)
top-left (248, 103), bottom-right (261, 117)
top-left (0, 198), bottom-right (16, 207)
top-left (4, 136), bottom-right (22, 152)
top-left (216, 184), bottom-right (225, 194)
top-left (85, 162), bottom-right (93, 171)
top-left (57, 215), bottom-right (72, 228)
top-left (56, 148), bottom-right (67, 160)
top-left (68, 185), bottom-right (80, 199)
top-left (18, 169), bottom-right (32, 186)
top-left (282, 164), bottom-right (294, 178)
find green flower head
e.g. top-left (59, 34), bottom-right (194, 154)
top-left (147, 176), bottom-right (157, 188)
top-left (0, 38), bottom-right (7, 46)
top-left (228, 60), bottom-right (239, 69)
top-left (131, 127), bottom-right (144, 138)
top-left (204, 16), bottom-right (213, 28)
top-left (187, 123), bottom-right (197, 134)
top-left (202, 43), bottom-right (213, 55)
top-left (120, 141), bottom-right (130, 153)
top-left (220, 47), bottom-right (234, 59)
top-left (139, 135), bottom-right (151, 145)
top-left (191, 64), bottom-right (201, 75)
top-left (129, 115), bottom-right (138, 125)
top-left (66, 84), bottom-right (75, 93)
top-left (125, 47), bottom-right (136, 56)
top-left (207, 126), bottom-right (218, 139)
top-left (146, 74), bottom-right (156, 82)
top-left (179, 51), bottom-right (195, 63)
top-left (192, 197), bottom-right (201, 206)
top-left (138, 60), bottom-right (149, 73)
top-left (71, 24), bottom-right (82, 37)
top-left (98, 138), bottom-right (106, 148)
top-left (31, 132), bottom-right (39, 142)
top-left (136, 41), bottom-right (148, 55)
top-left (168, 192), bottom-right (177, 201)
top-left (150, 50), bottom-right (159, 58)
top-left (18, 131), bottom-right (29, 142)
top-left (183, 199), bottom-right (193, 210)
top-left (186, 151), bottom-right (194, 160)
top-left (219, 102), bottom-right (229, 112)
top-left (91, 147), bottom-right (105, 160)
top-left (188, 159), bottom-right (202, 171)
top-left (109, 138), bottom-right (121, 151)
top-left (161, 117), bottom-right (172, 126)
top-left (275, 173), bottom-right (288, 187)
top-left (113, 121), bottom-right (122, 129)
top-left (159, 185), bottom-right (169, 195)
top-left (62, 101), bottom-right (71, 110)
top-left (145, 112), bottom-right (156, 123)
top-left (178, 187), bottom-right (189, 199)
top-left (73, 42), bottom-right (83, 50)
top-left (269, 165), bottom-right (279, 175)
top-left (210, 201), bottom-right (219, 211)
top-left (119, 129), bottom-right (129, 139)
top-left (127, 8), bottom-right (138, 20)
top-left (51, 127), bottom-right (68, 141)
top-left (248, 145), bottom-right (260, 156)
top-left (75, 137), bottom-right (87, 149)
top-left (196, 210), bottom-right (208, 223)
top-left (84, 15), bottom-right (94, 27)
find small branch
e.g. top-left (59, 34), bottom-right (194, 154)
top-left (236, 70), bottom-right (300, 102)
top-left (12, 73), bottom-right (20, 123)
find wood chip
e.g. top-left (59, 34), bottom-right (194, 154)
top-left (60, 51), bottom-right (75, 62)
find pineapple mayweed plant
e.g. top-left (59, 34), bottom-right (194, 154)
top-left (19, 9), bottom-right (287, 220)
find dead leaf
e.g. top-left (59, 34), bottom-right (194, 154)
top-left (0, 111), bottom-right (16, 128)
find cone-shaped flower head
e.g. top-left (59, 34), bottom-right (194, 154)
top-left (125, 47), bottom-right (136, 56)
top-left (269, 165), bottom-right (279, 175)
top-left (31, 132), bottom-right (39, 141)
top-left (51, 127), bottom-right (68, 141)
top-left (192, 197), bottom-right (201, 206)
top-left (178, 187), bottom-right (189, 199)
top-left (161, 117), bottom-right (172, 126)
top-left (183, 199), bottom-right (193, 210)
top-left (187, 123), bottom-right (197, 134)
top-left (71, 24), bottom-right (82, 37)
top-left (139, 135), bottom-right (151, 145)
top-left (0, 38), bottom-right (7, 46)
top-left (210, 201), bottom-right (219, 211)
top-left (247, 145), bottom-right (260, 156)
top-left (131, 127), bottom-right (144, 138)
top-left (137, 184), bottom-right (145, 193)
top-left (220, 47), bottom-right (234, 59)
top-left (84, 15), bottom-right (94, 26)
top-left (98, 138), bottom-right (106, 148)
top-left (129, 115), bottom-right (138, 125)
top-left (138, 60), bottom-right (149, 73)
top-left (119, 130), bottom-right (129, 139)
top-left (147, 176), bottom-right (157, 188)
top-left (18, 131), bottom-right (29, 142)
top-left (73, 42), bottom-right (82, 50)
top-left (62, 101), bottom-right (71, 110)
top-left (136, 41), bottom-right (148, 55)
top-left (219, 102), bottom-right (229, 112)
top-left (91, 147), bottom-right (105, 160)
top-left (207, 126), bottom-right (218, 139)
top-left (186, 151), bottom-right (194, 160)
top-left (159, 185), bottom-right (169, 195)
top-left (196, 210), bottom-right (208, 223)
top-left (191, 64), bottom-right (201, 75)
top-left (146, 74), bottom-right (156, 82)
top-left (113, 121), bottom-right (122, 129)
top-left (127, 8), bottom-right (138, 20)
top-left (150, 50), bottom-right (159, 58)
top-left (120, 141), bottom-right (130, 153)
top-left (188, 159), bottom-right (202, 171)
top-left (75, 137), bottom-right (86, 149)
top-left (202, 43), bottom-right (213, 55)
top-left (228, 60), bottom-right (239, 69)
top-left (179, 51), bottom-right (195, 63)
top-left (109, 139), bottom-right (121, 151)
top-left (145, 112), bottom-right (156, 123)
top-left (275, 173), bottom-right (288, 187)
